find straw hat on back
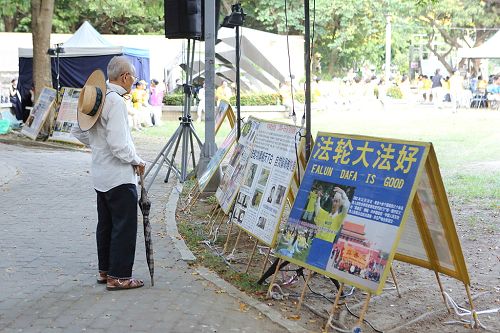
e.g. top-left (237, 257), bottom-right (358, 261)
top-left (77, 69), bottom-right (107, 131)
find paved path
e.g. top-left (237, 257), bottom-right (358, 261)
top-left (0, 142), bottom-right (288, 333)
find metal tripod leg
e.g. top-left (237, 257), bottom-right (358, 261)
top-left (164, 125), bottom-right (184, 183)
top-left (144, 38), bottom-right (204, 185)
top-left (144, 126), bottom-right (182, 191)
top-left (189, 126), bottom-right (196, 168)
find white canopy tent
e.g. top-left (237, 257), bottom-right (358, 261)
top-left (457, 30), bottom-right (500, 59)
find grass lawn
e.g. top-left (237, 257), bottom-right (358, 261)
top-left (291, 104), bottom-right (499, 207)
top-left (137, 103), bottom-right (500, 208)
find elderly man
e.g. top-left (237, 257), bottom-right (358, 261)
top-left (72, 56), bottom-right (146, 291)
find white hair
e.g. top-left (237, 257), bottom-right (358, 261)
top-left (107, 56), bottom-right (135, 81)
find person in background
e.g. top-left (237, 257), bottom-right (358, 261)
top-left (71, 56), bottom-right (145, 291)
top-left (486, 75), bottom-right (500, 104)
top-left (215, 81), bottom-right (231, 106)
top-left (9, 78), bottom-right (24, 121)
top-left (124, 93), bottom-right (142, 131)
top-left (422, 75), bottom-right (432, 102)
top-left (131, 80), bottom-right (152, 127)
top-left (477, 75), bottom-right (488, 95)
top-left (196, 83), bottom-right (205, 123)
top-left (443, 76), bottom-right (451, 102)
top-left (279, 81), bottom-right (293, 117)
top-left (399, 74), bottom-right (411, 100)
top-left (449, 70), bottom-right (464, 113)
top-left (149, 79), bottom-right (164, 126)
top-left (431, 69), bottom-right (443, 106)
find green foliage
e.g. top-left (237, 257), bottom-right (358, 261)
top-left (386, 85), bottom-right (403, 99)
top-left (229, 92), bottom-right (281, 106)
top-left (295, 91), bottom-right (305, 103)
top-left (1, 0), bottom-right (165, 34)
top-left (2, 0), bottom-right (499, 80)
top-left (0, 0), bottom-right (30, 32)
top-left (164, 93), bottom-right (184, 106)
top-left (177, 216), bottom-right (266, 294)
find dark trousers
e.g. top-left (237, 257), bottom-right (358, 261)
top-left (96, 183), bottom-right (138, 278)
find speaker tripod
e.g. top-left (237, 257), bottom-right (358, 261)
top-left (144, 39), bottom-right (203, 190)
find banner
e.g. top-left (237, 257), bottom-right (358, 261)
top-left (48, 88), bottom-right (81, 144)
top-left (275, 133), bottom-right (428, 294)
top-left (215, 117), bottom-right (260, 213)
top-left (21, 88), bottom-right (57, 140)
top-left (230, 121), bottom-right (301, 246)
top-left (198, 126), bottom-right (237, 192)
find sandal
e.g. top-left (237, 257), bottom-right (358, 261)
top-left (97, 271), bottom-right (107, 284)
top-left (106, 277), bottom-right (144, 291)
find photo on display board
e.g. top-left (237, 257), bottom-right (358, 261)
top-left (257, 216), bottom-right (267, 229)
top-left (276, 180), bottom-right (355, 269)
top-left (275, 185), bottom-right (286, 205)
top-left (251, 189), bottom-right (263, 207)
top-left (236, 192), bottom-right (249, 209)
top-left (258, 168), bottom-right (270, 187)
top-left (325, 215), bottom-right (396, 291)
top-left (241, 121), bottom-right (252, 137)
top-left (266, 185), bottom-right (276, 204)
top-left (245, 163), bottom-right (258, 187)
top-left (228, 144), bottom-right (243, 167)
top-left (233, 208), bottom-right (245, 223)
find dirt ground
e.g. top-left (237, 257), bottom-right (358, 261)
top-left (175, 183), bottom-right (499, 333)
top-left (130, 128), bottom-right (500, 332)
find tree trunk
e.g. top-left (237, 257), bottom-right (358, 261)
top-left (32, 0), bottom-right (54, 100)
top-left (31, 0), bottom-right (54, 137)
top-left (2, 17), bottom-right (16, 32)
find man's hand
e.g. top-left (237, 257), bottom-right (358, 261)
top-left (134, 163), bottom-right (146, 176)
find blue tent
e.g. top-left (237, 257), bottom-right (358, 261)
top-left (18, 22), bottom-right (150, 113)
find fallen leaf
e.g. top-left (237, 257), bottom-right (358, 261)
top-left (287, 314), bottom-right (301, 320)
top-left (239, 302), bottom-right (249, 312)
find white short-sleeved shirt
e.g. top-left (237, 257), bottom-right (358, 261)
top-left (72, 82), bottom-right (144, 192)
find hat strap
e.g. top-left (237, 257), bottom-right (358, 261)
top-left (88, 87), bottom-right (103, 116)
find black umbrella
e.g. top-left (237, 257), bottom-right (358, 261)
top-left (139, 173), bottom-right (154, 286)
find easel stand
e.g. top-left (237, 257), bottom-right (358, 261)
top-left (181, 183), bottom-right (200, 212)
top-left (144, 39), bottom-right (203, 189)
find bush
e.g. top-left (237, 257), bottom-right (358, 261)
top-left (164, 91), bottom-right (313, 106)
top-left (229, 93), bottom-right (281, 106)
top-left (387, 85), bottom-right (403, 99)
top-left (295, 91), bottom-right (305, 103)
top-left (164, 93), bottom-right (184, 105)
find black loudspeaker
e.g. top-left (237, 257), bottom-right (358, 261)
top-left (164, 0), bottom-right (220, 40)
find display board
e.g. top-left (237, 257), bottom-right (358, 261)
top-left (395, 145), bottom-right (470, 285)
top-left (230, 121), bottom-right (302, 246)
top-left (215, 100), bottom-right (235, 134)
top-left (48, 87), bottom-right (81, 144)
top-left (215, 117), bottom-right (260, 214)
top-left (21, 87), bottom-right (57, 140)
top-left (275, 132), bottom-right (428, 295)
top-left (198, 126), bottom-right (237, 192)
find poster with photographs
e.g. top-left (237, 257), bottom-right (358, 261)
top-left (21, 87), bottom-right (57, 140)
top-left (198, 126), bottom-right (237, 192)
top-left (215, 117), bottom-right (260, 214)
top-left (49, 88), bottom-right (81, 144)
top-left (275, 132), bottom-right (428, 294)
top-left (230, 121), bottom-right (301, 246)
